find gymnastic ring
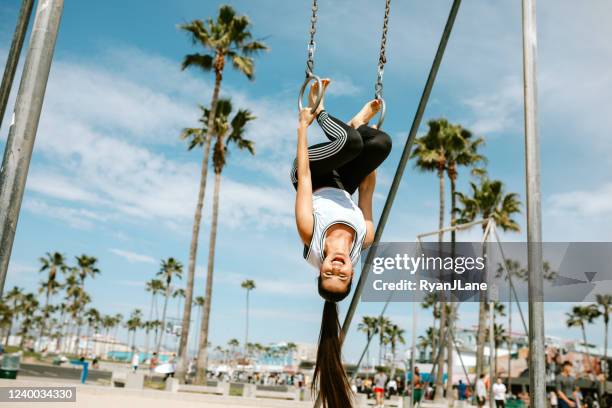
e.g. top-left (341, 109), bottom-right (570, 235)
top-left (298, 74), bottom-right (323, 113)
top-left (375, 98), bottom-right (387, 129)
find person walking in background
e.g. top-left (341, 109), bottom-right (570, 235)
top-left (550, 389), bottom-right (559, 408)
top-left (476, 374), bottom-right (487, 407)
top-left (131, 350), bottom-right (140, 372)
top-left (574, 386), bottom-right (583, 408)
top-left (458, 379), bottom-right (467, 400)
top-left (373, 369), bottom-right (388, 408)
top-left (556, 361), bottom-right (576, 408)
top-left (413, 367), bottom-right (423, 403)
top-left (492, 378), bottom-right (507, 408)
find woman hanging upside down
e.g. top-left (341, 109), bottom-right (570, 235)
top-left (291, 79), bottom-right (392, 407)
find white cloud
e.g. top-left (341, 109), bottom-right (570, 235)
top-left (9, 46), bottom-right (297, 232)
top-left (548, 183), bottom-right (612, 217)
top-left (326, 75), bottom-right (362, 97)
top-left (24, 199), bottom-right (106, 230)
top-left (216, 271), bottom-right (313, 296)
top-left (109, 248), bottom-right (156, 264)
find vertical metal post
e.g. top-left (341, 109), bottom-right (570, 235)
top-left (0, 0), bottom-right (35, 130)
top-left (409, 300), bottom-right (417, 408)
top-left (0, 0), bottom-right (64, 296)
top-left (521, 0), bottom-right (546, 407)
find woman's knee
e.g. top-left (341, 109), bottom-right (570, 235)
top-left (344, 128), bottom-right (364, 157)
top-left (372, 132), bottom-right (392, 157)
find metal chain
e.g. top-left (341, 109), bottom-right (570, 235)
top-left (375, 0), bottom-right (391, 99)
top-left (306, 0), bottom-right (318, 77)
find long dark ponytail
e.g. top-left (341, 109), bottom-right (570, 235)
top-left (313, 278), bottom-right (353, 408)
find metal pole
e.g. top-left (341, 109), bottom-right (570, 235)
top-left (521, 0), bottom-right (546, 407)
top-left (409, 300), bottom-right (417, 408)
top-left (0, 0), bottom-right (64, 296)
top-left (0, 0), bottom-right (35, 130)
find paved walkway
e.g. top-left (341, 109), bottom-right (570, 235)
top-left (0, 377), bottom-right (312, 408)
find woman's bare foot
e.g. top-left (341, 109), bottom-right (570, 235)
top-left (308, 78), bottom-right (330, 114)
top-left (349, 99), bottom-right (381, 128)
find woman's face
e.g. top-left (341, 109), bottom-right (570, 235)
top-left (319, 252), bottom-right (353, 293)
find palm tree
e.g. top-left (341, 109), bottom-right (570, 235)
top-left (485, 323), bottom-right (509, 376)
top-left (418, 327), bottom-right (439, 363)
top-left (455, 177), bottom-right (521, 382)
top-left (74, 255), bottom-right (99, 354)
top-left (228, 338), bottom-right (240, 363)
top-left (386, 324), bottom-right (406, 378)
top-left (127, 309), bottom-right (143, 355)
top-left (196, 98), bottom-right (256, 382)
top-left (358, 316), bottom-right (380, 368)
top-left (37, 252), bottom-right (65, 345)
top-left (173, 288), bottom-right (186, 322)
top-left (155, 258), bottom-right (183, 354)
top-left (84, 308), bottom-right (101, 354)
top-left (193, 296), bottom-right (205, 354)
top-left (145, 279), bottom-right (164, 354)
top-left (0, 300), bottom-right (14, 345)
top-left (376, 316), bottom-right (392, 366)
top-left (3, 286), bottom-right (22, 346)
top-left (412, 119), bottom-right (483, 399)
top-left (240, 279), bottom-right (255, 354)
top-left (176, 5), bottom-right (268, 382)
top-left (566, 305), bottom-right (599, 372)
top-left (18, 293), bottom-right (39, 349)
top-left (594, 295), bottom-right (611, 380)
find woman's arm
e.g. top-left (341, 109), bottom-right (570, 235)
top-left (295, 109), bottom-right (315, 245)
top-left (358, 170), bottom-right (376, 247)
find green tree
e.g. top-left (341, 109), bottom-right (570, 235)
top-left (74, 255), bottom-right (100, 354)
top-left (127, 309), bottom-right (144, 354)
top-left (358, 316), bottom-right (380, 368)
top-left (594, 295), bottom-right (611, 380)
top-left (196, 98), bottom-right (256, 382)
top-left (155, 258), bottom-right (183, 354)
top-left (417, 326), bottom-right (439, 363)
top-left (3, 286), bottom-right (22, 346)
top-left (411, 119), bottom-right (484, 399)
top-left (192, 296), bottom-right (205, 354)
top-left (176, 5), bottom-right (267, 382)
top-left (37, 252), bottom-right (65, 344)
top-left (240, 279), bottom-right (255, 355)
top-left (376, 316), bottom-right (392, 366)
top-left (566, 305), bottom-right (599, 372)
top-left (18, 293), bottom-right (39, 349)
top-left (385, 324), bottom-right (406, 378)
top-left (145, 279), bottom-right (164, 354)
top-left (455, 177), bottom-right (521, 383)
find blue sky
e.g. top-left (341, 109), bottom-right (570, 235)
top-left (1, 0), bottom-right (611, 361)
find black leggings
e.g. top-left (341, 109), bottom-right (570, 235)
top-left (291, 111), bottom-right (392, 195)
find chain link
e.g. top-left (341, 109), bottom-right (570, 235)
top-left (306, 0), bottom-right (318, 77)
top-left (375, 0), bottom-right (391, 99)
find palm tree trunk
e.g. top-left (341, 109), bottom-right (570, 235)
top-left (36, 289), bottom-right (50, 351)
top-left (581, 325), bottom-right (593, 372)
top-left (156, 286), bottom-right (171, 354)
top-left (604, 317), bottom-right (609, 379)
top-left (177, 68), bottom-right (221, 381)
top-left (434, 169), bottom-right (446, 401)
top-left (445, 176), bottom-right (459, 400)
top-left (4, 319), bottom-right (12, 347)
top-left (245, 289), bottom-right (250, 355)
top-left (475, 226), bottom-right (489, 382)
top-left (196, 169), bottom-right (222, 384)
top-left (434, 305), bottom-right (447, 400)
